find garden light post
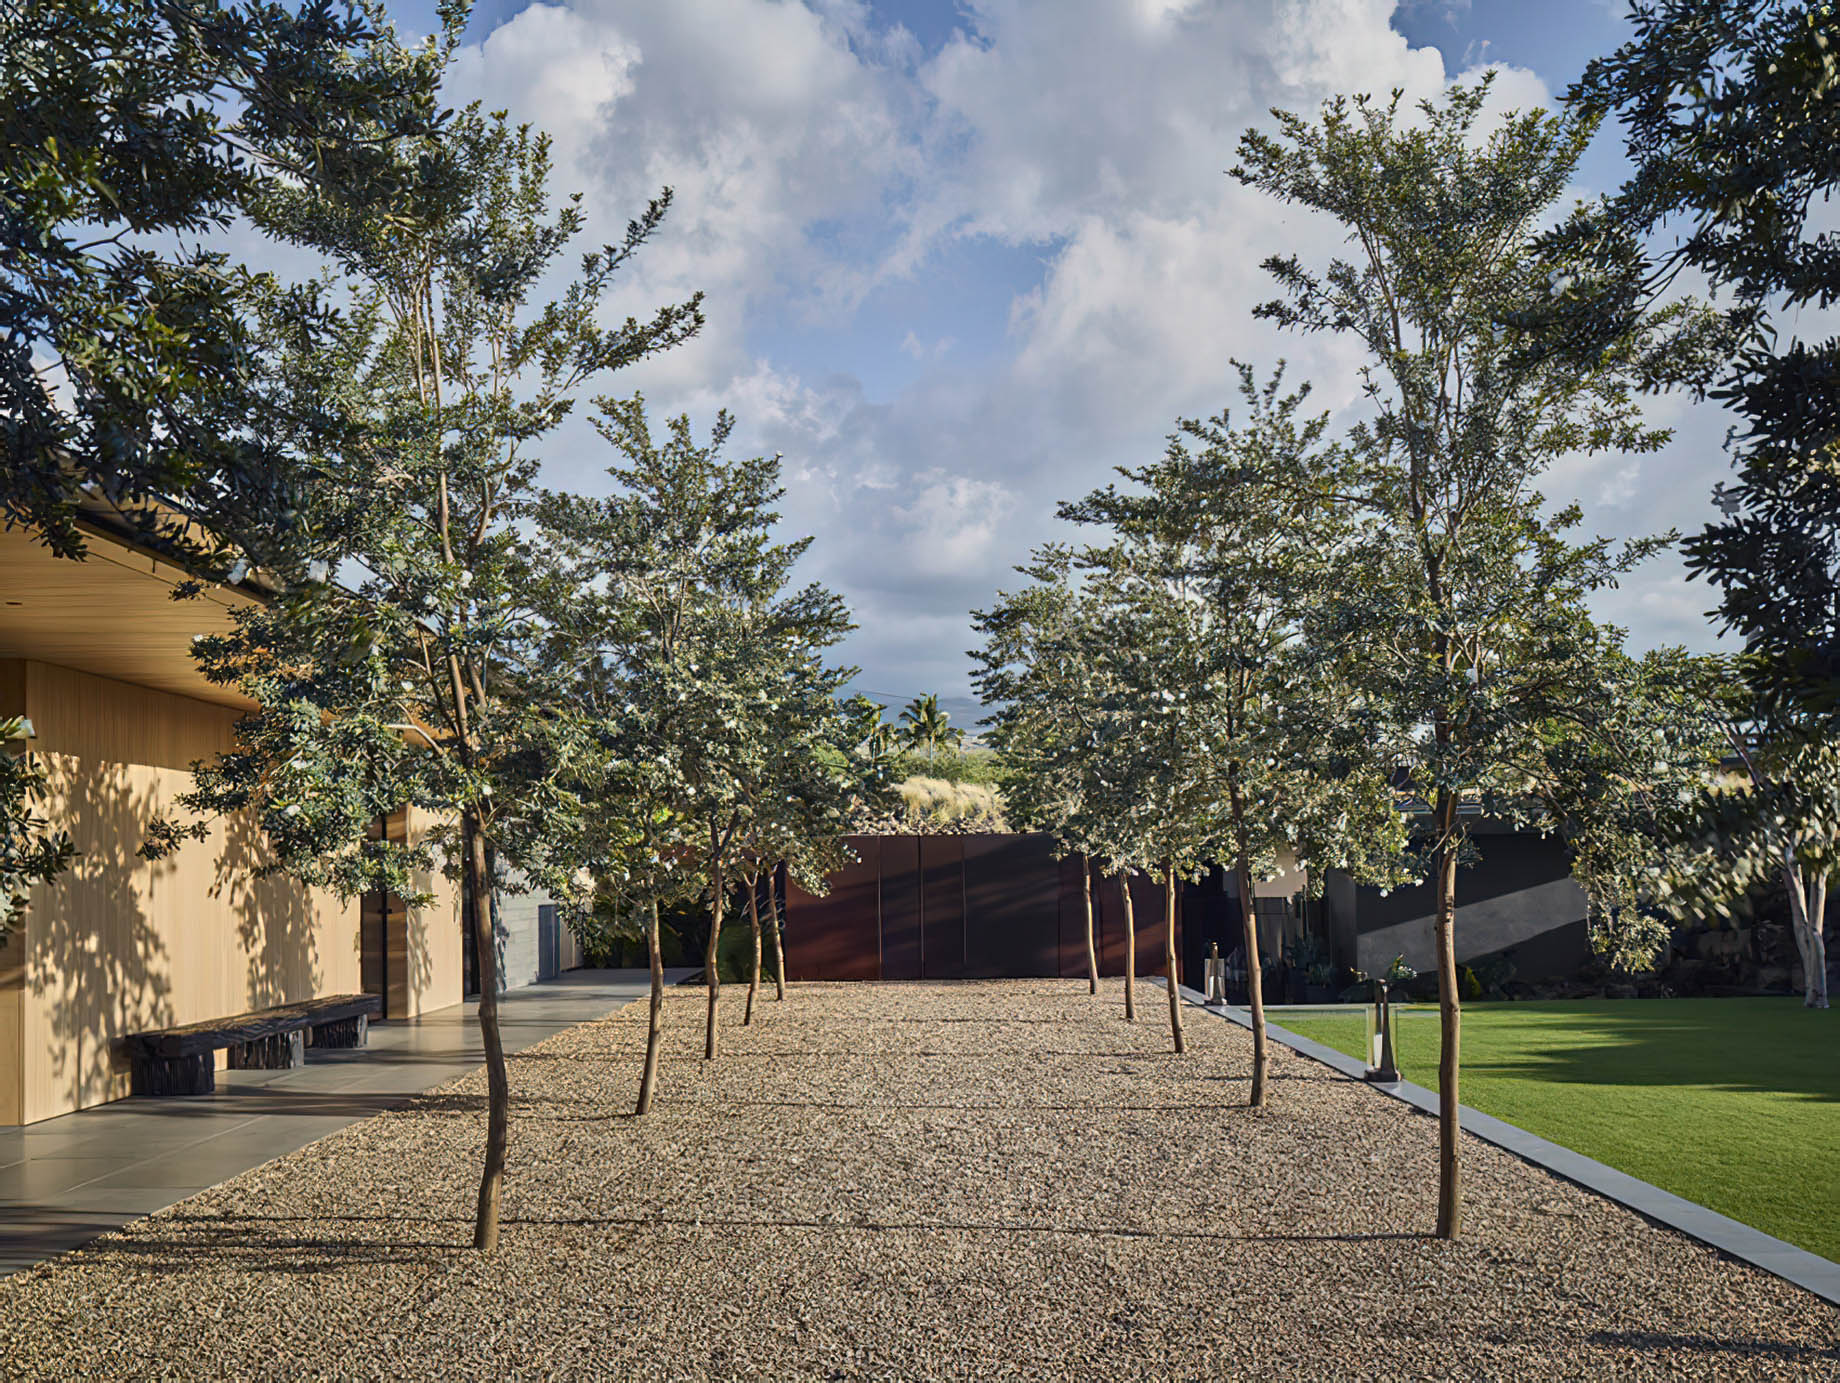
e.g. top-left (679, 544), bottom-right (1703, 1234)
top-left (1364, 977), bottom-right (1400, 1084)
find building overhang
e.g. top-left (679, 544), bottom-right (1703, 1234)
top-left (0, 518), bottom-right (257, 710)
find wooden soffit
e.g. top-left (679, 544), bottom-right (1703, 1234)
top-left (0, 519), bottom-right (256, 710)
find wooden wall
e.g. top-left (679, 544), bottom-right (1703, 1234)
top-left (401, 803), bottom-right (464, 1018)
top-left (6, 661), bottom-right (460, 1124)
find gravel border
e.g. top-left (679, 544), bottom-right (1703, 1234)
top-left (0, 979), bottom-right (1834, 1380)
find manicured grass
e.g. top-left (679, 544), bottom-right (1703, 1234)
top-left (1277, 998), bottom-right (1840, 1261)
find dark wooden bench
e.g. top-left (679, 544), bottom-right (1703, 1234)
top-left (125, 994), bottom-right (382, 1097)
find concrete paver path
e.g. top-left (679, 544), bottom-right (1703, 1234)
top-left (0, 970), bottom-right (680, 1276)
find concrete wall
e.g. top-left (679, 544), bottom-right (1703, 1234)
top-left (492, 869), bottom-right (580, 992)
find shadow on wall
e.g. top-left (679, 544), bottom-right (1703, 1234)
top-left (214, 803), bottom-right (320, 1012)
top-left (29, 759), bottom-right (173, 1112)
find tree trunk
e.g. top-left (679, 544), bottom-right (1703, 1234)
top-left (1433, 801), bottom-right (1462, 1240)
top-left (1082, 854), bottom-right (1098, 996)
top-left (1119, 869), bottom-right (1137, 1022)
top-left (1785, 857), bottom-right (1831, 1010)
top-left (636, 897), bottom-right (665, 1115)
top-left (1163, 861), bottom-right (1185, 1054)
top-left (465, 812), bottom-right (508, 1252)
top-left (770, 864), bottom-right (788, 1001)
top-left (1810, 873), bottom-right (1830, 1010)
top-left (1236, 856), bottom-right (1269, 1109)
top-left (704, 858), bottom-right (725, 1061)
top-left (744, 871), bottom-right (763, 1026)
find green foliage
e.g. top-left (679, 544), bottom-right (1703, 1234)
top-left (889, 743), bottom-right (1005, 787)
top-left (145, 25), bottom-right (699, 916)
top-left (533, 398), bottom-right (874, 936)
top-left (897, 693), bottom-right (964, 761)
top-left (1571, 1), bottom-right (1840, 726)
top-left (1233, 76), bottom-right (1679, 911)
top-left (0, 717), bottom-right (74, 938)
top-left (1534, 649), bottom-right (1734, 972)
top-left (0, 0), bottom-right (440, 569)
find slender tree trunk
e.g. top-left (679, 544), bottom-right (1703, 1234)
top-left (1082, 854), bottom-right (1098, 996)
top-left (744, 871), bottom-right (763, 1026)
top-left (704, 857), bottom-right (725, 1061)
top-left (1810, 873), bottom-right (1830, 1010)
top-left (1785, 857), bottom-right (1831, 1009)
top-left (770, 864), bottom-right (788, 1001)
top-left (1119, 869), bottom-right (1137, 1022)
top-left (1236, 856), bottom-right (1269, 1109)
top-left (636, 897), bottom-right (665, 1115)
top-left (465, 812), bottom-right (508, 1252)
top-left (1433, 792), bottom-right (1463, 1241)
top-left (1163, 861), bottom-right (1185, 1054)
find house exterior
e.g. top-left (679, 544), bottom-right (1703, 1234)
top-left (1317, 821), bottom-right (1591, 981)
top-left (0, 517), bottom-right (567, 1127)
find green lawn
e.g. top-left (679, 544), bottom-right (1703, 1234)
top-left (1277, 998), bottom-right (1840, 1261)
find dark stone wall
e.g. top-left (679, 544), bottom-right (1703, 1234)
top-left (1333, 831), bottom-right (1591, 981)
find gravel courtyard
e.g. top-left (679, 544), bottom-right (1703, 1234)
top-left (2, 980), bottom-right (1835, 1380)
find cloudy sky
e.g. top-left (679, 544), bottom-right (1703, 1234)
top-left (383, 0), bottom-right (1736, 724)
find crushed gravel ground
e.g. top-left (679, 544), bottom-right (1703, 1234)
top-left (2, 979), bottom-right (1836, 1381)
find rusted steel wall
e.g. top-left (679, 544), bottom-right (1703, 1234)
top-left (783, 833), bottom-right (1181, 982)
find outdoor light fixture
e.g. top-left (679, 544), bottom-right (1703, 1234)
top-left (1204, 941), bottom-right (1228, 1005)
top-left (1363, 956), bottom-right (1412, 1083)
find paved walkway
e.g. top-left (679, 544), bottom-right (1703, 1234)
top-left (0, 969), bottom-right (686, 1276)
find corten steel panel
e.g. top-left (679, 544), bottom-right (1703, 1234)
top-left (785, 836), bottom-right (881, 980)
top-left (964, 834), bottom-right (1061, 977)
top-left (919, 836), bottom-right (967, 979)
top-left (879, 836), bottom-right (922, 981)
top-left (1135, 870), bottom-right (1181, 985)
top-left (1058, 852), bottom-right (1095, 980)
top-left (1093, 870), bottom-right (1180, 980)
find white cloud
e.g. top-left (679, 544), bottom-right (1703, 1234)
top-left (427, 0), bottom-right (1720, 698)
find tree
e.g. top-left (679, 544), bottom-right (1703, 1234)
top-left (739, 691), bottom-right (882, 1023)
top-left (147, 39), bottom-right (700, 1248)
top-left (1530, 648), bottom-right (1732, 974)
top-left (1, 0), bottom-right (439, 922)
top-left (2, 0), bottom-right (436, 564)
top-left (974, 549), bottom-right (1116, 1007)
top-left (899, 693), bottom-right (963, 761)
top-left (1233, 79), bottom-right (1679, 1236)
top-left (1060, 364), bottom-right (1407, 1101)
top-left (0, 717), bottom-right (74, 938)
top-left (1633, 655), bottom-right (1839, 1008)
top-left (1564, 2), bottom-right (1840, 1001)
top-left (1570, 1), bottom-right (1840, 725)
top-left (537, 399), bottom-right (854, 1065)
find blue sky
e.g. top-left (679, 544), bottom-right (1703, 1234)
top-left (382, 0), bottom-right (1732, 727)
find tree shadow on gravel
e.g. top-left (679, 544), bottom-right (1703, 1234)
top-left (70, 1214), bottom-right (469, 1274)
top-left (490, 1211), bottom-right (1432, 1246)
top-left (1588, 1330), bottom-right (1838, 1364)
top-left (655, 1098), bottom-right (1304, 1112)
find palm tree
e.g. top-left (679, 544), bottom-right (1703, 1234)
top-left (899, 693), bottom-right (962, 762)
top-left (863, 721), bottom-right (898, 759)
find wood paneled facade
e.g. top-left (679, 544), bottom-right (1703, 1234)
top-left (0, 660), bottom-right (465, 1125)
